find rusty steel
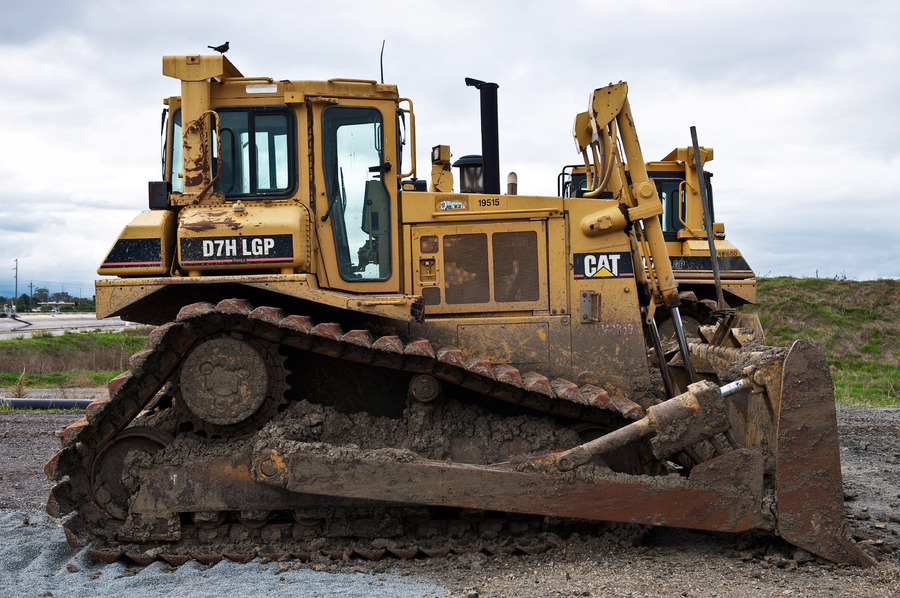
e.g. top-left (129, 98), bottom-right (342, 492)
top-left (180, 336), bottom-right (269, 426)
top-left (254, 446), bottom-right (769, 534)
top-left (544, 380), bottom-right (728, 471)
top-left (89, 426), bottom-right (172, 520)
top-left (774, 341), bottom-right (877, 566)
top-left (409, 374), bottom-right (441, 403)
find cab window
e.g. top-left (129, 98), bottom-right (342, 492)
top-left (652, 178), bottom-right (686, 235)
top-left (659, 180), bottom-right (685, 234)
top-left (322, 106), bottom-right (392, 281)
top-left (168, 106), bottom-right (295, 197)
top-left (213, 107), bottom-right (295, 197)
top-left (169, 109), bottom-right (183, 192)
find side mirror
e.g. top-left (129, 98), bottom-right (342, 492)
top-left (148, 181), bottom-right (171, 209)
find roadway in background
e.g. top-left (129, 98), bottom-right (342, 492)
top-left (0, 313), bottom-right (137, 340)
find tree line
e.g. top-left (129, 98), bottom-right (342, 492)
top-left (0, 288), bottom-right (95, 313)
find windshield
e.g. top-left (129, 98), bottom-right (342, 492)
top-left (168, 107), bottom-right (295, 197)
top-left (212, 107), bottom-right (294, 197)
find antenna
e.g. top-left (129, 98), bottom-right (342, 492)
top-left (380, 40), bottom-right (385, 84)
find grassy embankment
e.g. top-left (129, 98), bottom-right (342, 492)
top-left (0, 277), bottom-right (897, 406)
top-left (0, 328), bottom-right (151, 392)
top-left (741, 277), bottom-right (899, 406)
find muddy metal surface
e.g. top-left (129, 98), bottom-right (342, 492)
top-left (0, 404), bottom-right (898, 597)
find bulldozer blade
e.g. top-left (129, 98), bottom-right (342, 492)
top-left (773, 340), bottom-right (876, 566)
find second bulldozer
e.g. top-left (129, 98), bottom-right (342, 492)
top-left (559, 144), bottom-right (757, 311)
top-left (45, 54), bottom-right (873, 567)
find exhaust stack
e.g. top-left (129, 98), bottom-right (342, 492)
top-left (465, 77), bottom-right (500, 195)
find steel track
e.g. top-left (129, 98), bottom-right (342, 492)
top-left (45, 298), bottom-right (647, 565)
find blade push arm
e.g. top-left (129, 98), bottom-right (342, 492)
top-left (574, 82), bottom-right (679, 309)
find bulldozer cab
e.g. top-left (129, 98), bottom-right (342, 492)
top-left (158, 55), bottom-right (404, 295)
top-left (645, 147), bottom-right (717, 242)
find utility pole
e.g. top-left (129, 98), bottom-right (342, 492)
top-left (13, 259), bottom-right (17, 303)
top-left (29, 282), bottom-right (34, 309)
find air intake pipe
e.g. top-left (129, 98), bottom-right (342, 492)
top-left (465, 78), bottom-right (500, 195)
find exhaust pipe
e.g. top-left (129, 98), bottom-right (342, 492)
top-left (465, 77), bottom-right (500, 195)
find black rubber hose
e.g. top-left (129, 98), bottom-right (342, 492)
top-left (0, 398), bottom-right (90, 409)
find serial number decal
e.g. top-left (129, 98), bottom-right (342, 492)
top-left (476, 198), bottom-right (500, 207)
top-left (180, 234), bottom-right (293, 265)
top-left (592, 322), bottom-right (637, 335)
top-left (573, 252), bottom-right (635, 279)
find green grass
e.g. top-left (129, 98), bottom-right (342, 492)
top-left (0, 369), bottom-right (121, 388)
top-left (0, 328), bottom-right (152, 389)
top-left (0, 404), bottom-right (85, 412)
top-left (741, 277), bottom-right (900, 406)
top-left (831, 360), bottom-right (899, 406)
top-left (0, 329), bottom-right (151, 357)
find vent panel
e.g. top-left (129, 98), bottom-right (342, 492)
top-left (492, 231), bottom-right (539, 302)
top-left (443, 233), bottom-right (490, 304)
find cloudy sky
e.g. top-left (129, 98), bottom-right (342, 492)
top-left (1, 0), bottom-right (898, 299)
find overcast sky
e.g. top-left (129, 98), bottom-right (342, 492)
top-left (1, 0), bottom-right (898, 299)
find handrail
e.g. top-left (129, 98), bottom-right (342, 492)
top-left (397, 98), bottom-right (417, 179)
top-left (431, 208), bottom-right (561, 218)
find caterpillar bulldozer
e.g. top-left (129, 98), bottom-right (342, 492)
top-left (45, 54), bottom-right (874, 567)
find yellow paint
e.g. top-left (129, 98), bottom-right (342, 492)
top-left (176, 203), bottom-right (311, 273)
top-left (98, 210), bottom-right (176, 276)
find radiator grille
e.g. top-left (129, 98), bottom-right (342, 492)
top-left (492, 231), bottom-right (539, 302)
top-left (443, 233), bottom-right (490, 304)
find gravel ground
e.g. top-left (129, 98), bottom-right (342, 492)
top-left (1, 404), bottom-right (898, 597)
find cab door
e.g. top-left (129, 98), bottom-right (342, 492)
top-left (313, 100), bottom-right (399, 293)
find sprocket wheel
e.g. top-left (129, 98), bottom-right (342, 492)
top-left (176, 332), bottom-right (289, 438)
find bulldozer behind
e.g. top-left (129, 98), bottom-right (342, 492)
top-left (559, 144), bottom-right (757, 310)
top-left (44, 53), bottom-right (874, 567)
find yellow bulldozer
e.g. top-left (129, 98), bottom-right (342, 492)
top-left (45, 54), bottom-right (874, 567)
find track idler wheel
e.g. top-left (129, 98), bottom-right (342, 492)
top-left (90, 427), bottom-right (172, 520)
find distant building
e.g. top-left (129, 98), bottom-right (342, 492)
top-left (38, 302), bottom-right (75, 314)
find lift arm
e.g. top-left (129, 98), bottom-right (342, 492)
top-left (574, 82), bottom-right (679, 309)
